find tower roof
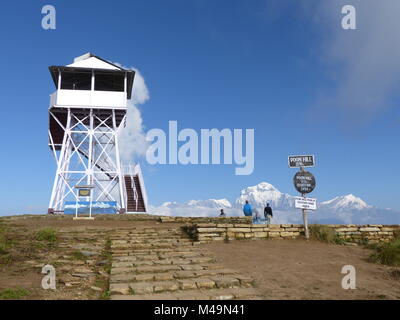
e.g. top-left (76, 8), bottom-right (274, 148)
top-left (67, 53), bottom-right (125, 70)
top-left (49, 53), bottom-right (135, 99)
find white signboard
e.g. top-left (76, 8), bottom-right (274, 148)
top-left (294, 197), bottom-right (317, 210)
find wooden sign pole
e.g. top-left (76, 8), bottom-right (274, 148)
top-left (300, 167), bottom-right (310, 239)
top-left (302, 196), bottom-right (309, 239)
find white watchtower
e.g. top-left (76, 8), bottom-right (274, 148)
top-left (47, 53), bottom-right (147, 215)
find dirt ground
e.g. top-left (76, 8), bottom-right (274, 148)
top-left (1, 215), bottom-right (399, 300)
top-left (4, 216), bottom-right (181, 230)
top-left (0, 216), bottom-right (182, 300)
top-left (205, 239), bottom-right (400, 300)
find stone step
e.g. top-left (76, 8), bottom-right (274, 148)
top-left (107, 227), bottom-right (257, 301)
top-left (111, 264), bottom-right (183, 275)
top-left (112, 239), bottom-right (192, 244)
top-left (110, 287), bottom-right (261, 300)
top-left (110, 270), bottom-right (250, 285)
top-left (111, 243), bottom-right (193, 250)
top-left (112, 252), bottom-right (203, 261)
top-left (110, 243), bottom-right (192, 249)
top-left (109, 265), bottom-right (241, 277)
top-left (111, 257), bottom-right (208, 269)
top-left (112, 239), bottom-right (192, 243)
top-left (110, 275), bottom-right (245, 295)
top-left (114, 249), bottom-right (203, 255)
top-left (192, 268), bottom-right (240, 278)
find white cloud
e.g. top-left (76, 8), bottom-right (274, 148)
top-left (112, 62), bottom-right (150, 163)
top-left (309, 0), bottom-right (400, 125)
top-left (148, 205), bottom-right (242, 218)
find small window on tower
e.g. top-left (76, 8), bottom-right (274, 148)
top-left (95, 72), bottom-right (124, 92)
top-left (60, 71), bottom-right (92, 90)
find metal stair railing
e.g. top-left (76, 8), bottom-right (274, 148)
top-left (123, 163), bottom-right (138, 211)
top-left (133, 163), bottom-right (148, 212)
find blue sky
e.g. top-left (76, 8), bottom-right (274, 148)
top-left (0, 0), bottom-right (399, 215)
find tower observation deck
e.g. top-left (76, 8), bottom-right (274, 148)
top-left (48, 53), bottom-right (148, 215)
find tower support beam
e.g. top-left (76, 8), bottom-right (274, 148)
top-left (48, 108), bottom-right (127, 214)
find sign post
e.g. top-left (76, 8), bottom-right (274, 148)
top-left (289, 155), bottom-right (316, 239)
top-left (73, 185), bottom-right (94, 220)
top-left (294, 197), bottom-right (317, 210)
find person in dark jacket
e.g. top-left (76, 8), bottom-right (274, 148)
top-left (264, 203), bottom-right (273, 224)
top-left (243, 201), bottom-right (253, 217)
top-left (219, 209), bottom-right (226, 217)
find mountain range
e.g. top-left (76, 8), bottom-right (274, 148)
top-left (150, 182), bottom-right (399, 225)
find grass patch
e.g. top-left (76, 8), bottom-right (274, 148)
top-left (105, 238), bottom-right (112, 250)
top-left (0, 253), bottom-right (12, 265)
top-left (103, 264), bottom-right (111, 274)
top-left (0, 221), bottom-right (57, 266)
top-left (93, 277), bottom-right (110, 300)
top-left (0, 227), bottom-right (12, 264)
top-left (99, 290), bottom-right (111, 300)
top-left (369, 239), bottom-right (400, 266)
top-left (224, 232), bottom-right (230, 243)
top-left (94, 278), bottom-right (107, 289)
top-left (0, 223), bottom-right (13, 256)
top-left (0, 242), bottom-right (9, 255)
top-left (0, 288), bottom-right (30, 300)
top-left (390, 269), bottom-right (400, 280)
top-left (100, 241), bottom-right (112, 270)
top-left (309, 225), bottom-right (345, 244)
top-left (358, 237), bottom-right (370, 246)
top-left (71, 250), bottom-right (86, 260)
top-left (96, 236), bottom-right (113, 300)
top-left (393, 228), bottom-right (400, 240)
top-left (35, 228), bottom-right (58, 244)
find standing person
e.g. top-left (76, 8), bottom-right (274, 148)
top-left (264, 203), bottom-right (273, 225)
top-left (219, 209), bottom-right (226, 217)
top-left (243, 200), bottom-right (253, 217)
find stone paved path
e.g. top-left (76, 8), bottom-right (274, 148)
top-left (56, 227), bottom-right (109, 292)
top-left (108, 227), bottom-right (260, 300)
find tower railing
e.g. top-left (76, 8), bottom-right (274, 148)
top-left (122, 163), bottom-right (147, 212)
top-left (123, 163), bottom-right (138, 211)
top-left (134, 163), bottom-right (148, 212)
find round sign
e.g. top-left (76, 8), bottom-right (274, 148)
top-left (293, 171), bottom-right (316, 194)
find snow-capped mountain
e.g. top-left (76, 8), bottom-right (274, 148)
top-left (161, 199), bottom-right (231, 209)
top-left (152, 198), bottom-right (235, 218)
top-left (315, 194), bottom-right (398, 225)
top-left (319, 194), bottom-right (371, 211)
top-left (150, 182), bottom-right (399, 224)
top-left (235, 182), bottom-right (295, 209)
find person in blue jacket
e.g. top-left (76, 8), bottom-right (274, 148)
top-left (243, 200), bottom-right (253, 217)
